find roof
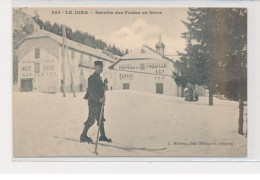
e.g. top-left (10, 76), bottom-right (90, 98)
top-left (102, 50), bottom-right (121, 61)
top-left (108, 45), bottom-right (174, 69)
top-left (144, 45), bottom-right (173, 62)
top-left (15, 30), bottom-right (114, 63)
top-left (121, 46), bottom-right (162, 60)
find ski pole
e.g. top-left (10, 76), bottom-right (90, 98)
top-left (93, 85), bottom-right (106, 155)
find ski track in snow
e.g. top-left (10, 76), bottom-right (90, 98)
top-left (13, 90), bottom-right (247, 157)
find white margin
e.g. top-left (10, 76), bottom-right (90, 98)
top-left (1, 0), bottom-right (260, 173)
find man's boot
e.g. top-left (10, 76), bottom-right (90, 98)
top-left (80, 123), bottom-right (93, 143)
top-left (99, 122), bottom-right (112, 143)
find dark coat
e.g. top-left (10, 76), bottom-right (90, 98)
top-left (83, 72), bottom-right (105, 106)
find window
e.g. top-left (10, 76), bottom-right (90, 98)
top-left (123, 83), bottom-right (130, 90)
top-left (80, 59), bottom-right (86, 65)
top-left (50, 65), bottom-right (54, 70)
top-left (140, 63), bottom-right (145, 70)
top-left (89, 56), bottom-right (92, 65)
top-left (35, 48), bottom-right (40, 59)
top-left (34, 62), bottom-right (40, 73)
top-left (71, 50), bottom-right (75, 60)
top-left (79, 84), bottom-right (83, 92)
top-left (79, 54), bottom-right (84, 65)
top-left (156, 83), bottom-right (163, 94)
top-left (80, 67), bottom-right (84, 75)
top-left (71, 66), bottom-right (75, 73)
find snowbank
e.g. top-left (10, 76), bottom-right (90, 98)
top-left (13, 90), bottom-right (247, 157)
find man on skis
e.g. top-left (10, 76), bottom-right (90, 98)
top-left (80, 61), bottom-right (112, 143)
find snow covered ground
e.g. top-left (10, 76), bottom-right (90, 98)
top-left (13, 90), bottom-right (247, 157)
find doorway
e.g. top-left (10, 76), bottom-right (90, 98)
top-left (156, 83), bottom-right (163, 94)
top-left (123, 83), bottom-right (130, 90)
top-left (21, 79), bottom-right (33, 92)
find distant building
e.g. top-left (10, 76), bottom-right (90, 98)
top-left (109, 36), bottom-right (181, 96)
top-left (15, 30), bottom-right (115, 93)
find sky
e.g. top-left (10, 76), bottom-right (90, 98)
top-left (21, 7), bottom-right (188, 56)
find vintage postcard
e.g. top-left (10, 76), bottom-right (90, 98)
top-left (13, 7), bottom-right (247, 157)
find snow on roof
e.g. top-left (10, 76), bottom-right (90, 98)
top-left (121, 46), bottom-right (163, 60)
top-left (144, 45), bottom-right (174, 62)
top-left (16, 30), bottom-right (115, 63)
top-left (102, 50), bottom-right (121, 60)
top-left (165, 55), bottom-right (179, 62)
top-left (108, 45), bottom-right (174, 69)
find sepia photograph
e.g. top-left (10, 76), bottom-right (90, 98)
top-left (12, 7), bottom-right (247, 157)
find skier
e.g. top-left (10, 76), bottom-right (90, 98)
top-left (80, 61), bottom-right (112, 143)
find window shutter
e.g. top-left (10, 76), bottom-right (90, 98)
top-left (34, 62), bottom-right (40, 73)
top-left (35, 48), bottom-right (40, 59)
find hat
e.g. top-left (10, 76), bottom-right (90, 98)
top-left (94, 61), bottom-right (103, 66)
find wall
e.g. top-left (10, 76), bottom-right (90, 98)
top-left (58, 46), bottom-right (115, 93)
top-left (113, 58), bottom-right (178, 96)
top-left (17, 37), bottom-right (115, 93)
top-left (17, 37), bottom-right (60, 93)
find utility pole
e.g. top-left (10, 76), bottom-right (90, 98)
top-left (64, 25), bottom-right (76, 97)
top-left (62, 25), bottom-right (66, 97)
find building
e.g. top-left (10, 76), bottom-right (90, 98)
top-left (156, 35), bottom-right (165, 55)
top-left (15, 30), bottom-right (115, 93)
top-left (109, 36), bottom-right (181, 96)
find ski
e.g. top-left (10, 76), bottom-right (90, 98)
top-left (53, 136), bottom-right (167, 153)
